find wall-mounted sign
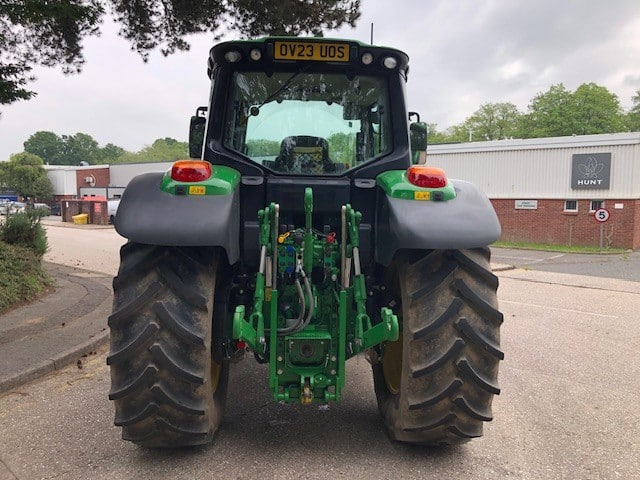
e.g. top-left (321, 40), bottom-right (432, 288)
top-left (571, 153), bottom-right (611, 189)
top-left (515, 200), bottom-right (538, 210)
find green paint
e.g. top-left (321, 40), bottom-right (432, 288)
top-left (232, 188), bottom-right (398, 404)
top-left (376, 170), bottom-right (457, 201)
top-left (160, 164), bottom-right (240, 195)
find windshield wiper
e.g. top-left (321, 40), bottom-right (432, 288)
top-left (255, 64), bottom-right (313, 111)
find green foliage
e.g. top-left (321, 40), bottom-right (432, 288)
top-left (426, 124), bottom-right (451, 144)
top-left (246, 139), bottom-right (280, 156)
top-left (518, 83), bottom-right (625, 138)
top-left (571, 83), bottom-right (625, 135)
top-left (1, 210), bottom-right (48, 256)
top-left (24, 131), bottom-right (103, 165)
top-left (62, 132), bottom-right (100, 165)
top-left (0, 0), bottom-right (103, 107)
top-left (327, 132), bottom-right (356, 164)
top-left (25, 130), bottom-right (132, 165)
top-left (21, 130), bottom-right (192, 164)
top-left (23, 131), bottom-right (65, 163)
top-left (31, 175), bottom-right (54, 203)
top-left (463, 102), bottom-right (521, 141)
top-left (1, 1), bottom-right (360, 107)
top-left (518, 84), bottom-right (575, 137)
top-left (0, 241), bottom-right (51, 314)
top-left (0, 152), bottom-right (53, 201)
top-left (431, 82), bottom-right (632, 144)
top-left (110, 137), bottom-right (188, 163)
top-left (96, 143), bottom-right (126, 164)
top-left (625, 89), bottom-right (640, 131)
top-left (493, 241), bottom-right (627, 254)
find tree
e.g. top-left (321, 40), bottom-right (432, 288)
top-left (23, 131), bottom-right (65, 164)
top-left (0, 1), bottom-right (103, 107)
top-left (571, 83), bottom-right (625, 135)
top-left (246, 139), bottom-right (280, 156)
top-left (519, 83), bottom-right (575, 138)
top-left (463, 102), bottom-right (521, 141)
top-left (24, 130), bottom-right (111, 165)
top-left (96, 143), bottom-right (126, 163)
top-left (426, 123), bottom-right (450, 144)
top-left (625, 88), bottom-right (640, 132)
top-left (111, 137), bottom-right (188, 163)
top-left (0, 152), bottom-right (53, 201)
top-left (1, 1), bottom-right (361, 107)
top-left (31, 175), bottom-right (54, 203)
top-left (518, 83), bottom-right (626, 138)
top-left (327, 132), bottom-right (355, 163)
top-left (61, 132), bottom-right (100, 165)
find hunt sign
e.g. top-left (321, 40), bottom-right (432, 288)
top-left (571, 153), bottom-right (611, 189)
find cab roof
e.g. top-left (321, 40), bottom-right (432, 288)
top-left (207, 36), bottom-right (410, 78)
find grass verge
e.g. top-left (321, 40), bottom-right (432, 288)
top-left (492, 241), bottom-right (628, 254)
top-left (0, 241), bottom-right (52, 314)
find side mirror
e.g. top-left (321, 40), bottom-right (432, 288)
top-left (189, 107), bottom-right (208, 159)
top-left (409, 121), bottom-right (428, 164)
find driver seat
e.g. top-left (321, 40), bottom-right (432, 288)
top-left (275, 136), bottom-right (335, 174)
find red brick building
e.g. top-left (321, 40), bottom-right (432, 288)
top-left (427, 133), bottom-right (640, 250)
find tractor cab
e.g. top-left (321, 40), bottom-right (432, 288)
top-left (190, 38), bottom-right (418, 177)
top-left (188, 38), bottom-right (426, 268)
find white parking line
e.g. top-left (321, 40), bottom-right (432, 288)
top-left (501, 300), bottom-right (618, 318)
top-left (494, 253), bottom-right (566, 264)
top-left (494, 255), bottom-right (542, 261)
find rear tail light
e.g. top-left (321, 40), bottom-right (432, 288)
top-left (171, 160), bottom-right (212, 182)
top-left (407, 165), bottom-right (447, 188)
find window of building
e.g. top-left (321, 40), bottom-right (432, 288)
top-left (589, 200), bottom-right (604, 212)
top-left (564, 200), bottom-right (578, 212)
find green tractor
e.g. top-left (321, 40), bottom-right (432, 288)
top-left (108, 37), bottom-right (503, 447)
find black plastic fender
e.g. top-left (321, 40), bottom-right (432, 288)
top-left (115, 172), bottom-right (240, 264)
top-left (375, 179), bottom-right (501, 265)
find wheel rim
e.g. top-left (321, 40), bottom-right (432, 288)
top-left (382, 338), bottom-right (403, 395)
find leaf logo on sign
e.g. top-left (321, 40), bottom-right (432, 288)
top-left (577, 156), bottom-right (604, 179)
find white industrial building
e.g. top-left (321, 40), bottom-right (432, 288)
top-left (427, 132), bottom-right (640, 249)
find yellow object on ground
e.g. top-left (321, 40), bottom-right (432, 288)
top-left (72, 213), bottom-right (88, 225)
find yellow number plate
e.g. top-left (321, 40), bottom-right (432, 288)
top-left (414, 191), bottom-right (431, 201)
top-left (189, 186), bottom-right (206, 195)
top-left (274, 41), bottom-right (349, 62)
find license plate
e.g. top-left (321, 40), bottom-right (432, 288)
top-left (274, 41), bottom-right (349, 62)
top-left (189, 186), bottom-right (206, 195)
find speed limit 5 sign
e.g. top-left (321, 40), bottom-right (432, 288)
top-left (594, 208), bottom-right (610, 223)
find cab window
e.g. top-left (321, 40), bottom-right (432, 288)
top-left (223, 71), bottom-right (390, 174)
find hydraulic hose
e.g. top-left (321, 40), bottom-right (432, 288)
top-left (300, 272), bottom-right (314, 329)
top-left (273, 269), bottom-right (313, 336)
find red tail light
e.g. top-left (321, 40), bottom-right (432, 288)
top-left (171, 160), bottom-right (212, 182)
top-left (407, 165), bottom-right (447, 188)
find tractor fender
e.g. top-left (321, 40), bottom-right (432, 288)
top-left (375, 179), bottom-right (500, 265)
top-left (115, 172), bottom-right (239, 264)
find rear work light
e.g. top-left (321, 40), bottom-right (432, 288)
top-left (407, 165), bottom-right (448, 188)
top-left (171, 160), bottom-right (212, 182)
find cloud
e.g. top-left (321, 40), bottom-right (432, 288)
top-left (1, 0), bottom-right (640, 161)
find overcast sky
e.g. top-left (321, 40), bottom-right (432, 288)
top-left (1, 0), bottom-right (640, 162)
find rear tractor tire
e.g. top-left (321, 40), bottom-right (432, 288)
top-left (373, 248), bottom-right (503, 445)
top-left (107, 243), bottom-right (229, 447)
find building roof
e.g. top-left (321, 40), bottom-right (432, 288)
top-left (44, 165), bottom-right (110, 171)
top-left (428, 132), bottom-right (640, 154)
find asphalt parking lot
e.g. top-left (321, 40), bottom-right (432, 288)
top-left (0, 223), bottom-right (637, 479)
top-left (492, 247), bottom-right (640, 282)
top-left (1, 266), bottom-right (639, 480)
